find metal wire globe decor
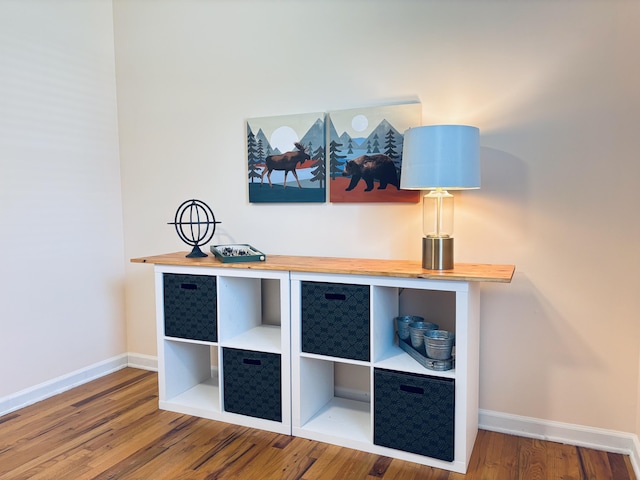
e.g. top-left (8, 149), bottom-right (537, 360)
top-left (168, 199), bottom-right (221, 258)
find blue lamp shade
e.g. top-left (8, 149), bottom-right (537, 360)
top-left (400, 125), bottom-right (480, 190)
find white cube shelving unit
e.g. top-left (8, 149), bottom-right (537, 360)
top-left (155, 264), bottom-right (291, 435)
top-left (290, 271), bottom-right (478, 473)
top-left (135, 253), bottom-right (513, 474)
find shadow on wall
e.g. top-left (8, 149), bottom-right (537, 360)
top-left (456, 146), bottom-right (529, 263)
top-left (480, 146), bottom-right (529, 206)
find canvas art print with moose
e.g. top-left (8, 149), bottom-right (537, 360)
top-left (328, 103), bottom-right (421, 203)
top-left (247, 113), bottom-right (326, 203)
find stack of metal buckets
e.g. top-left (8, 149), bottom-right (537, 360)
top-left (395, 315), bottom-right (455, 361)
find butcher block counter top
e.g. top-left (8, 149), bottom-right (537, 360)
top-left (131, 251), bottom-right (514, 283)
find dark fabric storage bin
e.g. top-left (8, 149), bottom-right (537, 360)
top-left (223, 348), bottom-right (282, 422)
top-left (374, 368), bottom-right (455, 462)
top-left (301, 281), bottom-right (370, 361)
top-left (163, 273), bottom-right (217, 342)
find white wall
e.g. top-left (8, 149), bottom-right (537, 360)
top-left (0, 1), bottom-right (125, 398)
top-left (116, 0), bottom-right (640, 436)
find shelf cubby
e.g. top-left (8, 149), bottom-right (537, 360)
top-left (294, 356), bottom-right (371, 447)
top-left (218, 276), bottom-right (283, 353)
top-left (160, 340), bottom-right (220, 417)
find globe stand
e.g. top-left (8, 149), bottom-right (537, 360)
top-left (168, 199), bottom-right (220, 258)
top-left (186, 245), bottom-right (207, 258)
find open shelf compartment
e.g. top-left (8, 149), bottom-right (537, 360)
top-left (161, 340), bottom-right (220, 416)
top-left (218, 276), bottom-right (284, 354)
top-left (372, 285), bottom-right (456, 378)
top-left (295, 356), bottom-right (371, 445)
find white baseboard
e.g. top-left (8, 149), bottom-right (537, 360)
top-left (0, 353), bottom-right (160, 417)
top-left (479, 409), bottom-right (640, 477)
top-left (0, 353), bottom-right (129, 416)
top-left (127, 352), bottom-right (158, 371)
top-left (335, 385), bottom-right (370, 403)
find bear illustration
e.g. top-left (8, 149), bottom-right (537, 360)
top-left (342, 154), bottom-right (400, 192)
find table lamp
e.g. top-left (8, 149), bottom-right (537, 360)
top-left (400, 125), bottom-right (480, 270)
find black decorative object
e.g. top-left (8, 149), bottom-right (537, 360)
top-left (168, 199), bottom-right (221, 258)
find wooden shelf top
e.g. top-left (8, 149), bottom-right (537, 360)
top-left (131, 252), bottom-right (514, 283)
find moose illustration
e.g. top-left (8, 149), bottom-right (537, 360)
top-left (260, 142), bottom-right (310, 189)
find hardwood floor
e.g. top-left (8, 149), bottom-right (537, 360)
top-left (0, 368), bottom-right (635, 479)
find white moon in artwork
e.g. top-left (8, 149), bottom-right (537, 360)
top-left (351, 114), bottom-right (368, 132)
top-left (270, 126), bottom-right (299, 153)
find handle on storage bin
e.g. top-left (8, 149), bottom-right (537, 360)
top-left (400, 384), bottom-right (424, 395)
top-left (324, 293), bottom-right (346, 301)
top-left (243, 358), bottom-right (262, 366)
top-left (180, 283), bottom-right (198, 290)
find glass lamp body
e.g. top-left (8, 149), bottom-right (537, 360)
top-left (422, 189), bottom-right (454, 270)
top-left (423, 190), bottom-right (454, 238)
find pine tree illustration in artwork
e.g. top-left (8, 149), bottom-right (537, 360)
top-left (384, 129), bottom-right (398, 159)
top-left (329, 140), bottom-right (346, 180)
top-left (384, 128), bottom-right (401, 177)
top-left (372, 133), bottom-right (380, 153)
top-left (247, 130), bottom-right (261, 183)
top-left (309, 145), bottom-right (326, 188)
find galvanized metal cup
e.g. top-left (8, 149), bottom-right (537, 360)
top-left (395, 315), bottom-right (424, 341)
top-left (424, 329), bottom-right (455, 360)
top-left (408, 321), bottom-right (439, 349)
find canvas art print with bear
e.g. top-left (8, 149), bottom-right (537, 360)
top-left (328, 103), bottom-right (421, 203)
top-left (247, 112), bottom-right (326, 203)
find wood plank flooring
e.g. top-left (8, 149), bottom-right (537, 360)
top-left (0, 368), bottom-right (635, 479)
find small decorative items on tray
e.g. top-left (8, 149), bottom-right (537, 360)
top-left (395, 315), bottom-right (455, 371)
top-left (211, 244), bottom-right (266, 263)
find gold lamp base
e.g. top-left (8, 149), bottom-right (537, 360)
top-left (422, 236), bottom-right (454, 270)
